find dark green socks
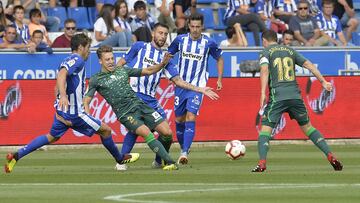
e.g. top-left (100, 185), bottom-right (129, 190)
top-left (306, 127), bottom-right (331, 155)
top-left (258, 131), bottom-right (271, 161)
top-left (145, 133), bottom-right (175, 164)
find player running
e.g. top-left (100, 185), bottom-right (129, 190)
top-left (115, 22), bottom-right (219, 170)
top-left (84, 45), bottom-right (180, 171)
top-left (167, 13), bottom-right (224, 164)
top-left (4, 34), bottom-right (139, 173)
top-left (252, 30), bottom-right (343, 172)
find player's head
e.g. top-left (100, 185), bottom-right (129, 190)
top-left (261, 30), bottom-right (278, 47)
top-left (29, 8), bottom-right (42, 24)
top-left (225, 26), bottom-right (236, 39)
top-left (282, 30), bottom-right (294, 46)
top-left (31, 30), bottom-right (44, 45)
top-left (297, 0), bottom-right (310, 18)
top-left (152, 23), bottom-right (169, 48)
top-left (322, 0), bottom-right (335, 16)
top-left (134, 1), bottom-right (147, 20)
top-left (96, 45), bottom-right (115, 72)
top-left (71, 33), bottom-right (92, 60)
top-left (4, 25), bottom-right (17, 43)
top-left (188, 13), bottom-right (204, 39)
top-left (115, 0), bottom-right (129, 19)
top-left (13, 5), bottom-right (25, 22)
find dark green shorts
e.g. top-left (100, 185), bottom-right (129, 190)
top-left (119, 104), bottom-right (164, 133)
top-left (261, 99), bottom-right (309, 128)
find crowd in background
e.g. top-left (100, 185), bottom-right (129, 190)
top-left (0, 0), bottom-right (359, 53)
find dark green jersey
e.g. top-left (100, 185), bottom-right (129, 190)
top-left (259, 44), bottom-right (307, 101)
top-left (86, 67), bottom-right (144, 119)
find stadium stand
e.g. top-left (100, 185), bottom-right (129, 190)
top-left (197, 8), bottom-right (215, 29)
top-left (68, 7), bottom-right (92, 30)
top-left (211, 32), bottom-right (227, 45)
top-left (47, 7), bottom-right (67, 30)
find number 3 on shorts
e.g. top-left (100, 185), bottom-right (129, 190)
top-left (174, 96), bottom-right (179, 106)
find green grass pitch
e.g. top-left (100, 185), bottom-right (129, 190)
top-left (1, 144), bottom-right (359, 203)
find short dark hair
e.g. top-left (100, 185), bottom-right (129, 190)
top-left (64, 18), bottom-right (76, 26)
top-left (13, 5), bottom-right (25, 12)
top-left (134, 1), bottom-right (146, 10)
top-left (5, 24), bottom-right (16, 32)
top-left (189, 13), bottom-right (204, 25)
top-left (29, 8), bottom-right (42, 18)
top-left (96, 45), bottom-right (113, 59)
top-left (297, 0), bottom-right (310, 7)
top-left (322, 0), bottom-right (335, 6)
top-left (153, 23), bottom-right (169, 31)
top-left (70, 33), bottom-right (91, 51)
top-left (283, 30), bottom-right (294, 36)
top-left (262, 30), bottom-right (278, 42)
top-left (225, 26), bottom-right (235, 39)
top-left (32, 30), bottom-right (43, 37)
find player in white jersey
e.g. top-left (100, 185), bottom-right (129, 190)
top-left (167, 13), bottom-right (224, 164)
top-left (115, 23), bottom-right (219, 170)
top-left (4, 34), bottom-right (138, 173)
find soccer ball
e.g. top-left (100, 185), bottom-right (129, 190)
top-left (225, 140), bottom-right (246, 160)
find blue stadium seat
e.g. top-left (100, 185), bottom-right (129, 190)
top-left (211, 33), bottom-right (227, 45)
top-left (352, 32), bottom-right (360, 45)
top-left (47, 7), bottom-right (67, 29)
top-left (215, 7), bottom-right (227, 30)
top-left (197, 8), bottom-right (215, 29)
top-left (68, 7), bottom-right (92, 30)
top-left (244, 32), bottom-right (262, 46)
top-left (87, 7), bottom-right (97, 27)
top-left (147, 0), bottom-right (155, 4)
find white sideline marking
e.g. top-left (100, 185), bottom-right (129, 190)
top-left (103, 184), bottom-right (360, 203)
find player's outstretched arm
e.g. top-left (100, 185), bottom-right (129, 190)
top-left (57, 68), bottom-right (70, 112)
top-left (216, 56), bottom-right (224, 90)
top-left (303, 60), bottom-right (333, 91)
top-left (260, 64), bottom-right (269, 108)
top-left (83, 96), bottom-right (93, 114)
top-left (171, 76), bottom-right (219, 100)
top-left (141, 53), bottom-right (173, 76)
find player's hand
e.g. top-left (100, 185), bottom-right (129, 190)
top-left (260, 93), bottom-right (267, 108)
top-left (322, 81), bottom-right (333, 91)
top-left (216, 80), bottom-right (222, 90)
top-left (201, 87), bottom-right (219, 100)
top-left (58, 95), bottom-right (70, 112)
top-left (337, 0), bottom-right (347, 6)
top-left (160, 53), bottom-right (173, 67)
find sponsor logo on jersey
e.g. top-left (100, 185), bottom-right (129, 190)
top-left (181, 51), bottom-right (203, 61)
top-left (143, 57), bottom-right (158, 66)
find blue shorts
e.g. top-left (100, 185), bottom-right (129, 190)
top-left (50, 111), bottom-right (102, 138)
top-left (174, 87), bottom-right (203, 117)
top-left (136, 92), bottom-right (167, 119)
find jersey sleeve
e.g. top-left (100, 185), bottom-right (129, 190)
top-left (125, 67), bottom-right (143, 77)
top-left (335, 16), bottom-right (343, 33)
top-left (59, 56), bottom-right (84, 75)
top-left (86, 76), bottom-right (98, 98)
top-left (293, 50), bottom-right (307, 66)
top-left (209, 39), bottom-right (223, 60)
top-left (259, 50), bottom-right (270, 66)
top-left (163, 59), bottom-right (179, 80)
top-left (123, 41), bottom-right (143, 63)
top-left (167, 35), bottom-right (180, 55)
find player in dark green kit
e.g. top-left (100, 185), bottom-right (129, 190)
top-left (252, 30), bottom-right (343, 172)
top-left (84, 45), bottom-right (178, 170)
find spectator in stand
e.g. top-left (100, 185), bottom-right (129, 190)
top-left (316, 0), bottom-right (347, 46)
top-left (174, 0), bottom-right (196, 30)
top-left (289, 0), bottom-right (329, 46)
top-left (96, 0), bottom-right (117, 13)
top-left (28, 8), bottom-right (52, 46)
top-left (0, 1), bottom-right (12, 38)
top-left (13, 5), bottom-right (31, 43)
top-left (52, 18), bottom-right (76, 48)
top-left (273, 0), bottom-right (297, 24)
top-left (94, 3), bottom-right (132, 47)
top-left (30, 29), bottom-right (53, 53)
top-left (14, 0), bottom-right (60, 32)
top-left (130, 1), bottom-right (157, 42)
top-left (155, 0), bottom-right (176, 32)
top-left (4, 2), bottom-right (15, 22)
top-left (0, 24), bottom-right (36, 52)
top-left (333, 0), bottom-right (359, 42)
top-left (220, 23), bottom-right (248, 47)
top-left (114, 1), bottom-right (135, 42)
top-left (223, 0), bottom-right (267, 46)
top-left (281, 29), bottom-right (294, 45)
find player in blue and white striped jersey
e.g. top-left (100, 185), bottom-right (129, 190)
top-left (115, 23), bottom-right (219, 170)
top-left (4, 34), bottom-right (138, 173)
top-left (315, 0), bottom-right (347, 46)
top-left (168, 13), bottom-right (224, 165)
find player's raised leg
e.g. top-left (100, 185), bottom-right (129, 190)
top-left (153, 120), bottom-right (173, 167)
top-left (300, 123), bottom-right (343, 171)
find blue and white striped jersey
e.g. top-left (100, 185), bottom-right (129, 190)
top-left (316, 12), bottom-right (342, 39)
top-left (223, 0), bottom-right (241, 23)
top-left (54, 53), bottom-right (86, 116)
top-left (14, 23), bottom-right (30, 42)
top-left (115, 17), bottom-right (132, 32)
top-left (168, 33), bottom-right (223, 88)
top-left (273, 0), bottom-right (297, 13)
top-left (124, 41), bottom-right (179, 98)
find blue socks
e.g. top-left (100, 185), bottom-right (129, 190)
top-left (17, 135), bottom-right (50, 160)
top-left (176, 122), bottom-right (185, 150)
top-left (183, 121), bottom-right (195, 153)
top-left (101, 136), bottom-right (124, 163)
top-left (121, 132), bottom-right (138, 154)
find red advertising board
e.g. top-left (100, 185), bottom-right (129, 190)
top-left (0, 77), bottom-right (359, 145)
